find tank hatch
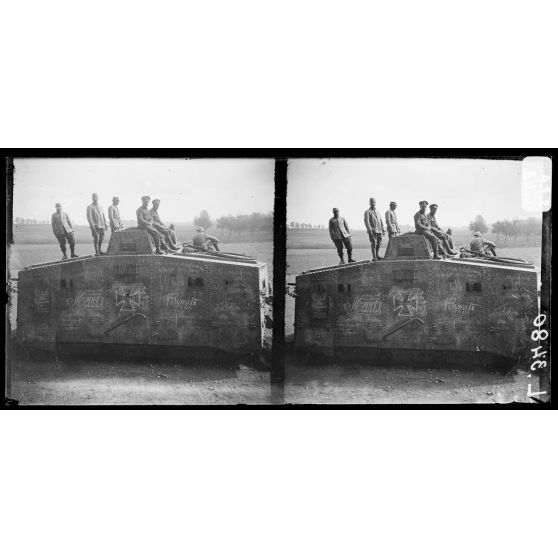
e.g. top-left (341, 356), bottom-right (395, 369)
top-left (107, 229), bottom-right (154, 255)
top-left (384, 233), bottom-right (433, 260)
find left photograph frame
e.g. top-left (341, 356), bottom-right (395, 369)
top-left (4, 152), bottom-right (277, 408)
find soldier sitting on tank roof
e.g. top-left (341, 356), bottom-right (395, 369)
top-left (150, 199), bottom-right (179, 251)
top-left (470, 231), bottom-right (497, 256)
top-left (192, 226), bottom-right (220, 251)
top-left (427, 204), bottom-right (457, 255)
top-left (136, 195), bottom-right (163, 254)
top-left (414, 200), bottom-right (441, 259)
top-left (51, 203), bottom-right (79, 260)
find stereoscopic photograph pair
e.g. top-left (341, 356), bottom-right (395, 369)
top-left (4, 153), bottom-right (552, 408)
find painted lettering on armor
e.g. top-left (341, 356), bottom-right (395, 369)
top-left (343, 295), bottom-right (383, 315)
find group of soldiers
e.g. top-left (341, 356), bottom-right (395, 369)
top-left (51, 193), bottom-right (220, 259)
top-left (329, 198), bottom-right (496, 264)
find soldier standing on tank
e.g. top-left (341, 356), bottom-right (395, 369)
top-left (385, 201), bottom-right (400, 238)
top-left (364, 198), bottom-right (386, 260)
top-left (150, 199), bottom-right (179, 250)
top-left (86, 193), bottom-right (108, 256)
top-left (329, 207), bottom-right (355, 264)
top-left (51, 203), bottom-right (79, 260)
top-left (136, 195), bottom-right (163, 254)
top-left (108, 196), bottom-right (123, 233)
top-left (427, 204), bottom-right (457, 255)
top-left (414, 200), bottom-right (441, 259)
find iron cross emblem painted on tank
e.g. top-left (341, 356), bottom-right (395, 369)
top-left (392, 287), bottom-right (426, 318)
top-left (114, 285), bottom-right (145, 315)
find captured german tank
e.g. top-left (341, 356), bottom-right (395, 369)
top-left (294, 233), bottom-right (538, 369)
top-left (16, 229), bottom-right (272, 359)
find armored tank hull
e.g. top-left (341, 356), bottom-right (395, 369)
top-left (16, 230), bottom-right (271, 358)
top-left (294, 234), bottom-right (538, 369)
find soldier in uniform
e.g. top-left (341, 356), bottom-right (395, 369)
top-left (150, 199), bottom-right (179, 251)
top-left (192, 226), bottom-right (220, 251)
top-left (108, 196), bottom-right (123, 233)
top-left (470, 231), bottom-right (497, 256)
top-left (385, 201), bottom-right (400, 238)
top-left (86, 193), bottom-right (108, 256)
top-left (136, 195), bottom-right (163, 254)
top-left (414, 200), bottom-right (441, 259)
top-left (427, 204), bottom-right (457, 255)
top-left (329, 207), bottom-right (355, 264)
top-left (364, 198), bottom-right (386, 260)
top-left (51, 203), bottom-right (79, 260)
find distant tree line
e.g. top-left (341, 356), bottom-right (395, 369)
top-left (288, 222), bottom-right (326, 229)
top-left (469, 215), bottom-right (541, 245)
top-left (194, 210), bottom-right (274, 240)
top-left (14, 217), bottom-right (49, 224)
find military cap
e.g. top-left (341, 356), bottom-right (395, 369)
top-left (473, 231), bottom-right (482, 237)
top-left (141, 195), bottom-right (151, 202)
top-left (55, 202), bottom-right (62, 208)
top-left (429, 203), bottom-right (438, 209)
top-left (390, 201), bottom-right (397, 206)
top-left (152, 198), bottom-right (161, 203)
top-left (112, 196), bottom-right (119, 202)
top-left (419, 200), bottom-right (429, 207)
top-left (333, 207), bottom-right (339, 212)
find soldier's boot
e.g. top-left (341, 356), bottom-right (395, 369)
top-left (61, 248), bottom-right (68, 260)
top-left (347, 249), bottom-right (356, 263)
top-left (432, 248), bottom-right (442, 260)
top-left (375, 247), bottom-right (383, 260)
top-left (370, 246), bottom-right (377, 261)
top-left (93, 241), bottom-right (100, 256)
top-left (97, 242), bottom-right (106, 255)
top-left (70, 246), bottom-right (79, 258)
top-left (443, 238), bottom-right (457, 255)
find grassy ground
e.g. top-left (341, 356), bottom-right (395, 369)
top-left (12, 223), bottom-right (273, 245)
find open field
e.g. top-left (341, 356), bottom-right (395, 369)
top-left (12, 223), bottom-right (273, 245)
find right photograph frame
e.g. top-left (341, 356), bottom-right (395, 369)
top-left (284, 155), bottom-right (551, 405)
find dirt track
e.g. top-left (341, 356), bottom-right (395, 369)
top-left (9, 358), bottom-right (271, 406)
top-left (284, 351), bottom-right (541, 405)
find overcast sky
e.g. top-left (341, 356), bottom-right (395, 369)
top-left (13, 158), bottom-right (274, 224)
top-left (287, 158), bottom-right (543, 228)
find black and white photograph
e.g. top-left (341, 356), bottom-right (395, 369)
top-left (285, 156), bottom-right (551, 404)
top-left (6, 157), bottom-right (275, 405)
top-left (2, 3), bottom-right (557, 558)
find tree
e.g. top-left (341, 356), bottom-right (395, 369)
top-left (469, 215), bottom-right (488, 235)
top-left (194, 210), bottom-right (213, 230)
